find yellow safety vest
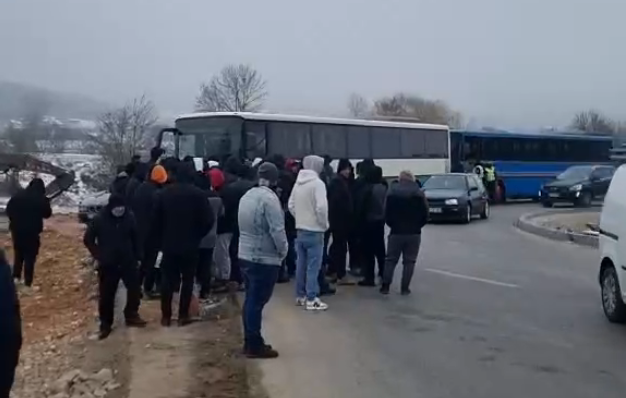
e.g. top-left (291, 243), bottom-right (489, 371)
top-left (484, 166), bottom-right (496, 182)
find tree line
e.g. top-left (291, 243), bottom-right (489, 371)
top-left (2, 62), bottom-right (623, 171)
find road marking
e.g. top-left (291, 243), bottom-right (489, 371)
top-left (424, 268), bottom-right (520, 288)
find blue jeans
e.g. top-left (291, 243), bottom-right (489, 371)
top-left (240, 260), bottom-right (279, 352)
top-left (295, 230), bottom-right (325, 301)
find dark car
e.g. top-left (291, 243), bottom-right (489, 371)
top-left (539, 165), bottom-right (615, 208)
top-left (422, 173), bottom-right (489, 224)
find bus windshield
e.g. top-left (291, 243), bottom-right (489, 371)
top-left (175, 116), bottom-right (243, 159)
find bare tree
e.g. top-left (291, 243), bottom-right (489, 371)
top-left (571, 110), bottom-right (615, 134)
top-left (196, 64), bottom-right (268, 112)
top-left (90, 95), bottom-right (158, 171)
top-left (373, 93), bottom-right (463, 127)
top-left (347, 93), bottom-right (370, 118)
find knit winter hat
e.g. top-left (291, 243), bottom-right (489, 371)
top-left (257, 162), bottom-right (279, 184)
top-left (150, 165), bottom-right (168, 184)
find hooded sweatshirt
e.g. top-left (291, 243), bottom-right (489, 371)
top-left (288, 155), bottom-right (329, 232)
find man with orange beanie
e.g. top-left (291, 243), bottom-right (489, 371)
top-left (131, 164), bottom-right (168, 298)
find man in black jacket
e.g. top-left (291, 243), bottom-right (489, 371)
top-left (83, 194), bottom-right (147, 339)
top-left (125, 162), bottom-right (149, 204)
top-left (6, 178), bottom-right (52, 287)
top-left (153, 162), bottom-right (213, 326)
top-left (267, 154), bottom-right (296, 282)
top-left (380, 171), bottom-right (428, 295)
top-left (109, 163), bottom-right (134, 196)
top-left (327, 159), bottom-right (354, 284)
top-left (131, 164), bottom-right (168, 298)
top-left (0, 249), bottom-right (21, 398)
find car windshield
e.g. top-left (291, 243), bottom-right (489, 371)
top-left (422, 175), bottom-right (467, 190)
top-left (556, 166), bottom-right (594, 180)
top-left (173, 116), bottom-right (243, 159)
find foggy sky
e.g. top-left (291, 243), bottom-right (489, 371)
top-left (1, 0), bottom-right (624, 128)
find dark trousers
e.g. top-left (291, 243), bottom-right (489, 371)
top-left (98, 264), bottom-right (141, 329)
top-left (0, 349), bottom-right (18, 398)
top-left (328, 229), bottom-right (349, 279)
top-left (11, 233), bottom-right (40, 287)
top-left (485, 180), bottom-right (497, 202)
top-left (278, 237), bottom-right (296, 281)
top-left (362, 221), bottom-right (386, 283)
top-left (323, 230), bottom-right (331, 268)
top-left (240, 260), bottom-right (279, 352)
top-left (383, 234), bottom-right (421, 290)
top-left (141, 242), bottom-right (160, 293)
top-left (197, 248), bottom-right (214, 296)
top-left (229, 232), bottom-right (243, 284)
top-left (286, 235), bottom-right (296, 276)
top-left (160, 252), bottom-right (197, 320)
top-left (348, 233), bottom-right (361, 272)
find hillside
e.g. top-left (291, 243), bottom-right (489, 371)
top-left (0, 81), bottom-right (109, 122)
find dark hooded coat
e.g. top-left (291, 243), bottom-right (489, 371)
top-left (83, 194), bottom-right (141, 267)
top-left (6, 178), bottom-right (52, 238)
top-left (153, 162), bottom-right (214, 254)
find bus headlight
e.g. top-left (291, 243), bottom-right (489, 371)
top-left (445, 199), bottom-right (458, 205)
top-left (569, 184), bottom-right (582, 192)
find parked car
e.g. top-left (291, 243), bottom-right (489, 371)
top-left (539, 165), bottom-right (615, 207)
top-left (422, 173), bottom-right (489, 224)
top-left (599, 164), bottom-right (626, 322)
top-left (78, 191), bottom-right (110, 223)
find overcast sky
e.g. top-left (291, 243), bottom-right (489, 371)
top-left (1, 0), bottom-right (624, 128)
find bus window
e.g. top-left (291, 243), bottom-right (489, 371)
top-left (424, 129), bottom-right (449, 158)
top-left (175, 116), bottom-right (242, 159)
top-left (346, 125), bottom-right (371, 158)
top-left (268, 122), bottom-right (311, 157)
top-left (244, 120), bottom-right (266, 160)
top-left (371, 127), bottom-right (401, 158)
top-left (401, 129), bottom-right (425, 158)
top-left (311, 124), bottom-right (347, 158)
top-left (466, 136), bottom-right (482, 160)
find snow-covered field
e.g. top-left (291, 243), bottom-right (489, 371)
top-left (19, 153), bottom-right (106, 213)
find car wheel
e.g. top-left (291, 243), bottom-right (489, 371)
top-left (577, 191), bottom-right (592, 207)
top-left (542, 201), bottom-right (553, 208)
top-left (480, 202), bottom-right (490, 219)
top-left (601, 266), bottom-right (626, 323)
top-left (462, 205), bottom-right (472, 224)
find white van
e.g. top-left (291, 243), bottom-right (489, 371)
top-left (599, 164), bottom-right (626, 322)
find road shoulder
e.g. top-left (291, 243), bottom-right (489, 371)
top-left (514, 209), bottom-right (599, 247)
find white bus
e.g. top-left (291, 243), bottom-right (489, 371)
top-left (158, 112), bottom-right (450, 177)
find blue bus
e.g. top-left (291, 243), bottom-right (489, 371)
top-left (450, 129), bottom-right (613, 200)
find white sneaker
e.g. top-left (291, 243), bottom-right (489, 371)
top-left (305, 298), bottom-right (328, 311)
top-left (295, 297), bottom-right (306, 307)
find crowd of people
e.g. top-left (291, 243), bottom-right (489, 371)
top-left (95, 150), bottom-right (430, 357)
top-left (0, 148), bottom-right (431, 394)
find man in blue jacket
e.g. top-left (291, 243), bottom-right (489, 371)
top-left (0, 248), bottom-right (22, 397)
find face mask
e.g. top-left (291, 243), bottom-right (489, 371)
top-left (111, 206), bottom-right (126, 217)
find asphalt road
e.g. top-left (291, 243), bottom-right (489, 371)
top-left (260, 204), bottom-right (626, 398)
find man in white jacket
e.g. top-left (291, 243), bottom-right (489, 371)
top-left (288, 155), bottom-right (330, 311)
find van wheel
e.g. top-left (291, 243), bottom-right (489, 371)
top-left (577, 191), bottom-right (592, 207)
top-left (480, 202), bottom-right (490, 219)
top-left (542, 201), bottom-right (553, 208)
top-left (601, 266), bottom-right (626, 323)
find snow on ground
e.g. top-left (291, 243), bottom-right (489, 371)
top-left (19, 153), bottom-right (106, 213)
